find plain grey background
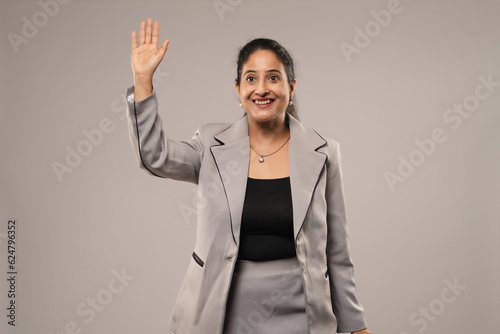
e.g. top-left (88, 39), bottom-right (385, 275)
top-left (1, 0), bottom-right (499, 333)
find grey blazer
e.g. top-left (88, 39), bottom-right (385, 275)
top-left (125, 85), bottom-right (368, 334)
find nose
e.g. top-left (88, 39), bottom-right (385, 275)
top-left (255, 79), bottom-right (269, 96)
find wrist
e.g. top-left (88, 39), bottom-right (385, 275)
top-left (133, 75), bottom-right (154, 102)
top-left (133, 74), bottom-right (153, 85)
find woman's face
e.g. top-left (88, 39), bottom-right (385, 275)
top-left (235, 49), bottom-right (296, 125)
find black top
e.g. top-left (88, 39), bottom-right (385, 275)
top-left (237, 176), bottom-right (296, 261)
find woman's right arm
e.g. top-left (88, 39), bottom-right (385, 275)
top-left (125, 18), bottom-right (203, 184)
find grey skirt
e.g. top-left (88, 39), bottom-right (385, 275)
top-left (222, 256), bottom-right (309, 334)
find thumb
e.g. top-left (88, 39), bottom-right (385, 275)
top-left (158, 39), bottom-right (170, 58)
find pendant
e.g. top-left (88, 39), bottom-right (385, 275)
top-left (259, 156), bottom-right (264, 163)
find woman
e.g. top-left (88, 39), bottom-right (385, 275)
top-left (126, 18), bottom-right (373, 334)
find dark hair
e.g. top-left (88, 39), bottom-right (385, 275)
top-left (235, 38), bottom-right (299, 120)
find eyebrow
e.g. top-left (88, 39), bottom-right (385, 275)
top-left (243, 69), bottom-right (282, 76)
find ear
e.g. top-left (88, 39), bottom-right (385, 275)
top-left (234, 81), bottom-right (240, 94)
top-left (289, 78), bottom-right (297, 98)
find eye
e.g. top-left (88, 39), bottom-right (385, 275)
top-left (246, 76), bottom-right (256, 82)
top-left (269, 75), bottom-right (280, 81)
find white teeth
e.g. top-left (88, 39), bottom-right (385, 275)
top-left (254, 100), bottom-right (273, 105)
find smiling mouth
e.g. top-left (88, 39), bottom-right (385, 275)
top-left (253, 99), bottom-right (275, 105)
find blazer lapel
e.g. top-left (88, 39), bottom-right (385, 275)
top-left (287, 114), bottom-right (328, 240)
top-left (210, 113), bottom-right (327, 245)
top-left (210, 115), bottom-right (250, 245)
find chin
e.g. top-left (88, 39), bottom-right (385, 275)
top-left (249, 110), bottom-right (273, 119)
top-left (250, 112), bottom-right (284, 124)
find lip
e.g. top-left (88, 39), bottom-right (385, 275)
top-left (252, 98), bottom-right (275, 108)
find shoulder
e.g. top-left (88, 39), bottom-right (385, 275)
top-left (198, 122), bottom-right (233, 133)
top-left (309, 128), bottom-right (343, 178)
top-left (193, 114), bottom-right (247, 143)
top-left (191, 121), bottom-right (233, 145)
top-left (298, 119), bottom-right (340, 165)
top-left (319, 134), bottom-right (341, 168)
top-left (198, 122), bottom-right (233, 137)
top-left (289, 114), bottom-right (341, 161)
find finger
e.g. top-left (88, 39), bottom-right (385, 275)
top-left (131, 30), bottom-right (138, 49)
top-left (159, 39), bottom-right (170, 58)
top-left (139, 20), bottom-right (146, 46)
top-left (145, 17), bottom-right (152, 44)
top-left (152, 21), bottom-right (159, 47)
top-left (161, 39), bottom-right (170, 51)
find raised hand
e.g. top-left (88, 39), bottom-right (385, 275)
top-left (131, 18), bottom-right (169, 100)
top-left (131, 17), bottom-right (169, 77)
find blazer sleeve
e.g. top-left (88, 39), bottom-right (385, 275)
top-left (325, 139), bottom-right (368, 333)
top-left (125, 85), bottom-right (203, 184)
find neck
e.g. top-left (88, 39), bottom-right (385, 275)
top-left (247, 113), bottom-right (290, 146)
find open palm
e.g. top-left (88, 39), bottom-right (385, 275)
top-left (131, 18), bottom-right (169, 78)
